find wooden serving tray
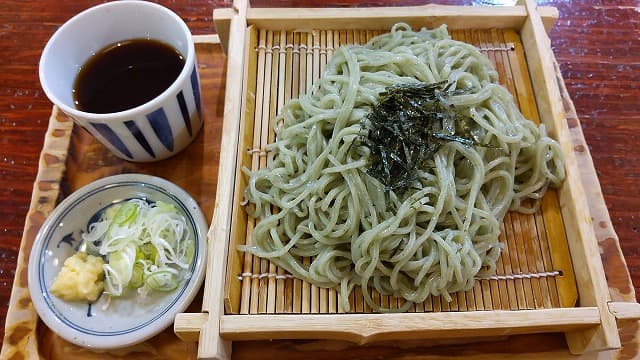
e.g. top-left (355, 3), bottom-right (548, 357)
top-left (2, 3), bottom-right (639, 360)
top-left (173, 1), bottom-right (640, 359)
top-left (0, 38), bottom-right (225, 359)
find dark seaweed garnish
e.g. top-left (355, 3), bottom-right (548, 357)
top-left (360, 81), bottom-right (484, 194)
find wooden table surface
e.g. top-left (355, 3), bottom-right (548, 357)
top-left (0, 0), bottom-right (638, 355)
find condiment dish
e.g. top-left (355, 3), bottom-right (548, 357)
top-left (27, 174), bottom-right (208, 350)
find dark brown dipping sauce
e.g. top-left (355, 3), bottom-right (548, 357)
top-left (72, 38), bottom-right (185, 114)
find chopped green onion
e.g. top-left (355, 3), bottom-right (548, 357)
top-left (113, 202), bottom-right (138, 225)
top-left (129, 262), bottom-right (145, 289)
top-left (81, 199), bottom-right (195, 300)
top-left (146, 270), bottom-right (179, 292)
top-left (107, 243), bottom-right (137, 292)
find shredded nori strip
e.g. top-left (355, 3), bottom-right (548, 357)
top-left (360, 81), bottom-right (482, 194)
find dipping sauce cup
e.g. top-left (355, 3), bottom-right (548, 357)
top-left (39, 1), bottom-right (201, 162)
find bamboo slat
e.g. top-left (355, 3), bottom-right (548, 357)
top-left (219, 308), bottom-right (602, 343)
top-left (224, 25), bottom-right (260, 316)
top-left (519, 0), bottom-right (619, 353)
top-left (609, 302), bottom-right (640, 322)
top-left (482, 30), bottom-right (511, 311)
top-left (187, 0), bottom-right (249, 358)
top-left (213, 6), bottom-right (560, 50)
top-left (502, 29), bottom-right (573, 310)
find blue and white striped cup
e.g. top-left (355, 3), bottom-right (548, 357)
top-left (39, 1), bottom-right (201, 162)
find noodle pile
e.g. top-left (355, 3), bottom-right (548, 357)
top-left (242, 24), bottom-right (565, 312)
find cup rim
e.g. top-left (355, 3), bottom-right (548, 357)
top-left (38, 0), bottom-right (195, 123)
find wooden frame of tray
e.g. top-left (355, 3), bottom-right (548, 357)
top-left (173, 1), bottom-right (640, 359)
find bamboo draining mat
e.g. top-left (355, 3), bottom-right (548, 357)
top-left (224, 27), bottom-right (577, 316)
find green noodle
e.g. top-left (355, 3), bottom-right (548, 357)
top-left (241, 24), bottom-right (565, 312)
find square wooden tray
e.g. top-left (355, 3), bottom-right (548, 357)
top-left (174, 1), bottom-right (640, 359)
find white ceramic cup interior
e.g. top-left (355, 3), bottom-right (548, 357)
top-left (39, 1), bottom-right (202, 162)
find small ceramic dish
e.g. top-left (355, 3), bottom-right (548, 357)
top-left (27, 174), bottom-right (208, 350)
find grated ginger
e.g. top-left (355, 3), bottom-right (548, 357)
top-left (50, 252), bottom-right (104, 302)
